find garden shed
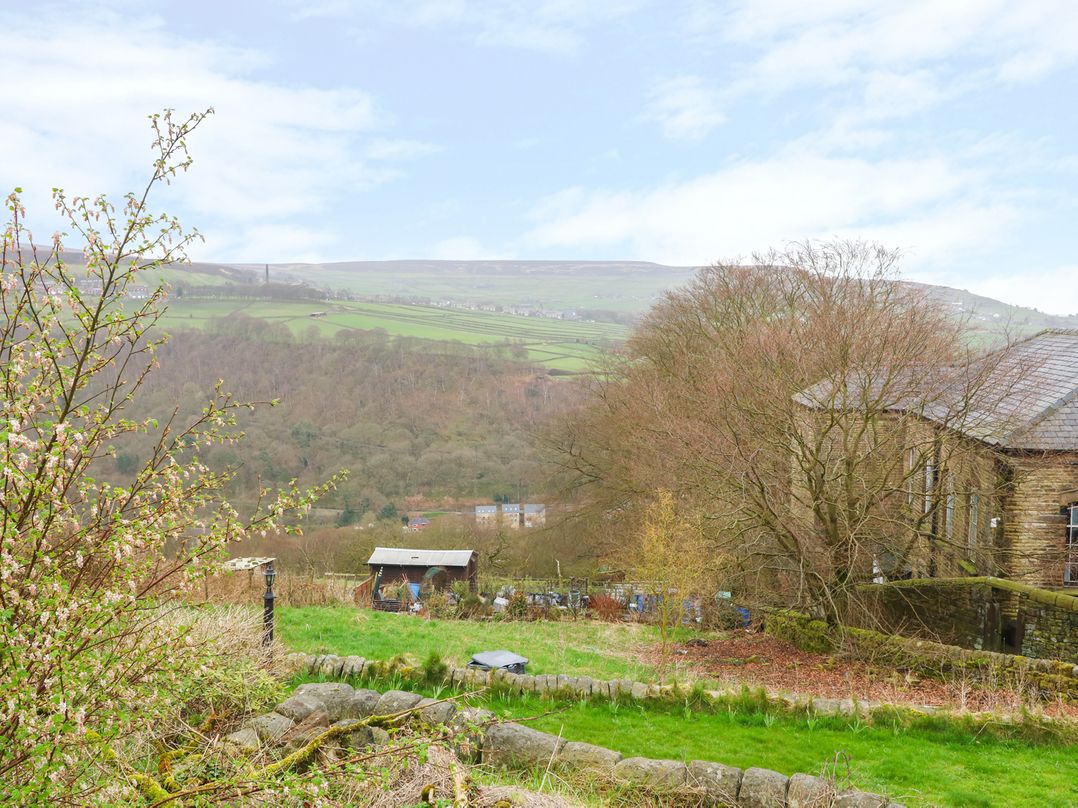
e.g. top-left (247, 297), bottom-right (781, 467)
top-left (366, 547), bottom-right (477, 595)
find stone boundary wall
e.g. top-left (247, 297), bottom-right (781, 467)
top-left (231, 679), bottom-right (903, 807)
top-left (853, 577), bottom-right (1078, 664)
top-left (279, 651), bottom-right (937, 718)
top-left (764, 609), bottom-right (1078, 701)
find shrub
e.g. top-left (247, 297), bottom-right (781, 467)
top-left (589, 593), bottom-right (626, 621)
top-left (507, 591), bottom-right (529, 620)
top-left (421, 652), bottom-right (450, 685)
top-left (425, 591), bottom-right (459, 619)
top-left (459, 594), bottom-right (489, 619)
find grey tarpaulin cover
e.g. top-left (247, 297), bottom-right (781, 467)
top-left (467, 650), bottom-right (529, 673)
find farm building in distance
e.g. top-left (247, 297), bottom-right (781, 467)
top-left (475, 504), bottom-right (497, 525)
top-left (406, 516), bottom-right (431, 531)
top-left (367, 547), bottom-right (477, 593)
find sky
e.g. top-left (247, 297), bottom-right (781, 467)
top-left (5, 0), bottom-right (1078, 314)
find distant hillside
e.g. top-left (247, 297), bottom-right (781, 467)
top-left (911, 282), bottom-right (1078, 336)
top-left (37, 245), bottom-right (1074, 336)
top-left (224, 259), bottom-right (698, 315)
top-left (193, 258), bottom-right (1077, 335)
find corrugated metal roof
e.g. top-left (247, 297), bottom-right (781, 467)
top-left (367, 547), bottom-right (474, 567)
top-left (223, 556), bottom-right (275, 570)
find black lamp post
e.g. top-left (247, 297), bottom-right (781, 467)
top-left (262, 561), bottom-right (276, 648)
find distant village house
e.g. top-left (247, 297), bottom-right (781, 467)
top-left (523, 503), bottom-right (546, 528)
top-left (501, 503), bottom-right (522, 529)
top-left (474, 502), bottom-right (546, 529)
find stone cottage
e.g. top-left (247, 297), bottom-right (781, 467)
top-left (796, 328), bottom-right (1078, 590)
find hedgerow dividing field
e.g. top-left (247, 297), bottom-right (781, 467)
top-left (156, 299), bottom-right (625, 371)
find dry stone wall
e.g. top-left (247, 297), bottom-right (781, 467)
top-left (279, 651), bottom-right (940, 718)
top-left (852, 577), bottom-right (1078, 665)
top-left (232, 678), bottom-right (903, 807)
top-left (765, 608), bottom-right (1078, 700)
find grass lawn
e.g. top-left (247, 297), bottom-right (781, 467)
top-left (282, 607), bottom-right (1078, 807)
top-left (492, 695), bottom-right (1077, 808)
top-left (277, 606), bottom-right (671, 682)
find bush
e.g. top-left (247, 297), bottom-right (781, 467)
top-left (421, 651), bottom-right (449, 685)
top-left (425, 591), bottom-right (459, 619)
top-left (703, 600), bottom-right (747, 630)
top-left (589, 593), bottom-right (626, 622)
top-left (459, 594), bottom-right (489, 619)
top-left (507, 591), bottom-right (529, 620)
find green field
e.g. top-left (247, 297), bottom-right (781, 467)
top-left (281, 607), bottom-right (1078, 808)
top-left (157, 298), bottom-right (626, 372)
top-left (503, 694), bottom-right (1076, 808)
top-left (278, 607), bottom-right (663, 681)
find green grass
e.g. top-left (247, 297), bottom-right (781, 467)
top-left (156, 299), bottom-right (625, 372)
top-left (282, 607), bottom-right (1078, 807)
top-left (277, 607), bottom-right (665, 682)
top-left (493, 695), bottom-right (1077, 808)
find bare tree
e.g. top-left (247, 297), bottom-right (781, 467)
top-left (547, 241), bottom-right (1032, 624)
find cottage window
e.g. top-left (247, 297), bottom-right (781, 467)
top-left (906, 448), bottom-right (917, 506)
top-left (923, 462), bottom-right (936, 515)
top-left (967, 493), bottom-right (980, 549)
top-left (1066, 504), bottom-right (1078, 587)
top-left (944, 475), bottom-right (955, 540)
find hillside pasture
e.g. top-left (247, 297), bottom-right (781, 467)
top-left (156, 298), bottom-right (625, 371)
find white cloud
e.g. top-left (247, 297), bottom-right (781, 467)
top-left (526, 146), bottom-right (1015, 269)
top-left (2, 7), bottom-right (428, 262)
top-left (714, 0), bottom-right (1078, 96)
top-left (968, 265), bottom-right (1078, 317)
top-left (286, 0), bottom-right (643, 53)
top-left (364, 139), bottom-right (442, 161)
top-left (644, 76), bottom-right (725, 140)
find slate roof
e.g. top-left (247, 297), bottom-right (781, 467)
top-left (997, 330), bottom-right (1078, 450)
top-left (795, 329), bottom-right (1078, 452)
top-left (367, 547), bottom-right (474, 567)
top-left (523, 504), bottom-right (545, 513)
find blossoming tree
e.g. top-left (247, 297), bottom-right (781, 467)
top-left (0, 110), bottom-right (336, 802)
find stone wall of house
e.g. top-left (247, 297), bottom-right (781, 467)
top-left (1000, 453), bottom-right (1078, 589)
top-left (233, 680), bottom-right (904, 807)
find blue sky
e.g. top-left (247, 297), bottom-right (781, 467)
top-left (6, 1), bottom-right (1078, 313)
